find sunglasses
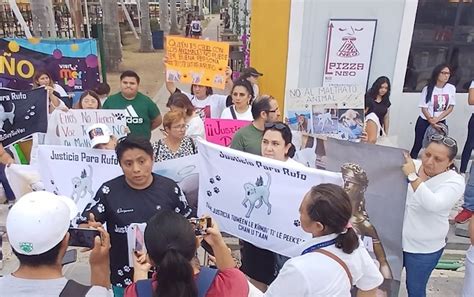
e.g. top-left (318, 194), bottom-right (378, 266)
top-left (264, 122), bottom-right (288, 130)
top-left (429, 134), bottom-right (457, 147)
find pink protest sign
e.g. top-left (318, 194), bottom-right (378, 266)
top-left (204, 118), bottom-right (250, 147)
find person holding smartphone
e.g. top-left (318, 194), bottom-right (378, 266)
top-left (0, 191), bottom-right (111, 296)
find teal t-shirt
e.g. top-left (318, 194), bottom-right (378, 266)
top-left (103, 91), bottom-right (160, 140)
top-left (230, 123), bottom-right (263, 156)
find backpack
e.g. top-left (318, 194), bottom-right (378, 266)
top-left (135, 266), bottom-right (218, 297)
top-left (229, 106), bottom-right (238, 120)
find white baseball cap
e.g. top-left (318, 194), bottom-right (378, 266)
top-left (6, 191), bottom-right (78, 255)
top-left (86, 123), bottom-right (113, 148)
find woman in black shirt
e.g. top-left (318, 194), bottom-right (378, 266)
top-left (365, 76), bottom-right (392, 135)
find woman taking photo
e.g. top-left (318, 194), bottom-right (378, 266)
top-left (153, 111), bottom-right (197, 162)
top-left (365, 76), bottom-right (391, 135)
top-left (221, 79), bottom-right (254, 121)
top-left (167, 93), bottom-right (205, 140)
top-left (264, 183), bottom-right (383, 296)
top-left (124, 210), bottom-right (252, 296)
top-left (402, 135), bottom-right (465, 297)
top-left (75, 90), bottom-right (102, 109)
top-left (410, 64), bottom-right (456, 159)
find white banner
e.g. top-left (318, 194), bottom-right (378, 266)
top-left (285, 86), bottom-right (365, 140)
top-left (196, 139), bottom-right (343, 257)
top-left (323, 19), bottom-right (377, 87)
top-left (45, 109), bottom-right (128, 147)
top-left (37, 145), bottom-right (199, 217)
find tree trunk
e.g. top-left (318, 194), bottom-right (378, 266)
top-left (69, 0), bottom-right (84, 38)
top-left (102, 1), bottom-right (122, 72)
top-left (159, 0), bottom-right (169, 32)
top-left (31, 0), bottom-right (57, 38)
top-left (138, 0), bottom-right (153, 52)
top-left (169, 0), bottom-right (179, 35)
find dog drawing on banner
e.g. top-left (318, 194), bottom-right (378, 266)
top-left (242, 172), bottom-right (272, 218)
top-left (0, 103), bottom-right (15, 132)
top-left (71, 165), bottom-right (94, 203)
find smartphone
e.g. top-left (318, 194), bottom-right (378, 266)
top-left (61, 249), bottom-right (77, 266)
top-left (134, 225), bottom-right (145, 252)
top-left (68, 228), bottom-right (100, 248)
top-left (188, 217), bottom-right (212, 236)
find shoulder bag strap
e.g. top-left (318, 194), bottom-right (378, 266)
top-left (135, 279), bottom-right (154, 297)
top-left (196, 266), bottom-right (219, 297)
top-left (59, 279), bottom-right (92, 297)
top-left (314, 249), bottom-right (353, 285)
top-left (229, 105), bottom-right (237, 120)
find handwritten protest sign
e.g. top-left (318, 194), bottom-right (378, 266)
top-left (204, 118), bottom-right (250, 147)
top-left (285, 85), bottom-right (365, 140)
top-left (45, 109), bottom-right (127, 147)
top-left (165, 36), bottom-right (229, 89)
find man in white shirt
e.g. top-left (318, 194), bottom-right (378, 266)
top-left (0, 191), bottom-right (112, 297)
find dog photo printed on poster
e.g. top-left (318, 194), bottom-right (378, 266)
top-left (324, 138), bottom-right (408, 297)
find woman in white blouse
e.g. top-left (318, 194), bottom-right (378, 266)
top-left (221, 79), bottom-right (254, 121)
top-left (402, 135), bottom-right (465, 297)
top-left (167, 92), bottom-right (205, 140)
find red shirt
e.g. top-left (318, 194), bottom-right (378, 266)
top-left (124, 268), bottom-right (249, 297)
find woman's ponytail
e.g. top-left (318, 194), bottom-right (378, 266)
top-left (335, 227), bottom-right (359, 254)
top-left (155, 248), bottom-right (197, 297)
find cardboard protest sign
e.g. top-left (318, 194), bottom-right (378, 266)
top-left (298, 137), bottom-right (405, 297)
top-left (285, 85), bottom-right (365, 140)
top-left (196, 139), bottom-right (342, 256)
top-left (204, 118), bottom-right (250, 147)
top-left (165, 36), bottom-right (229, 89)
top-left (0, 87), bottom-right (48, 147)
top-left (37, 145), bottom-right (199, 219)
top-left (0, 38), bottom-right (100, 99)
top-left (45, 109), bottom-right (127, 147)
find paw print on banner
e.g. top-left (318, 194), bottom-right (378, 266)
top-left (102, 185), bottom-right (110, 194)
top-left (117, 269), bottom-right (124, 276)
top-left (97, 203), bottom-right (105, 213)
top-left (206, 175), bottom-right (222, 198)
top-left (113, 112), bottom-right (125, 120)
top-left (116, 283), bottom-right (123, 288)
top-left (124, 278), bottom-right (133, 286)
top-left (293, 219), bottom-right (301, 227)
top-left (24, 105), bottom-right (36, 120)
top-left (123, 265), bottom-right (131, 273)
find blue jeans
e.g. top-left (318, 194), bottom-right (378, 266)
top-left (403, 248), bottom-right (444, 297)
top-left (464, 166), bottom-right (474, 211)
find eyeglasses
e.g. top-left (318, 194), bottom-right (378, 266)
top-left (264, 122), bottom-right (288, 130)
top-left (429, 135), bottom-right (457, 147)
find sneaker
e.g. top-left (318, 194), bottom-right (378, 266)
top-left (454, 208), bottom-right (473, 224)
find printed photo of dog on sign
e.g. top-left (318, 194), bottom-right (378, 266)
top-left (312, 105), bottom-right (338, 135)
top-left (337, 108), bottom-right (364, 141)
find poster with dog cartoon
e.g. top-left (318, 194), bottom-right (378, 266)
top-left (0, 87), bottom-right (48, 147)
top-left (285, 85), bottom-right (364, 141)
top-left (196, 139), bottom-right (342, 256)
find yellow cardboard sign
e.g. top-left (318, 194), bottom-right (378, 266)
top-left (165, 36), bottom-right (229, 89)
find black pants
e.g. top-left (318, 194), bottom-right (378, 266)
top-left (461, 114), bottom-right (474, 173)
top-left (410, 117), bottom-right (431, 159)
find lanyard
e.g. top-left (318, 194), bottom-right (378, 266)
top-left (301, 238), bottom-right (337, 255)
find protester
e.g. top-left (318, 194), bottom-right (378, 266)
top-left (455, 79), bottom-right (474, 223)
top-left (221, 79), bottom-right (254, 121)
top-left (165, 60), bottom-right (233, 119)
top-left (263, 184), bottom-right (383, 296)
top-left (402, 135), bottom-right (465, 297)
top-left (185, 13), bottom-right (193, 37)
top-left (103, 71), bottom-right (162, 140)
top-left (124, 211), bottom-right (255, 296)
top-left (78, 136), bottom-right (192, 296)
top-left (0, 191), bottom-right (111, 296)
top-left (190, 15), bottom-right (202, 38)
top-left (410, 64), bottom-right (456, 159)
top-left (231, 95), bottom-right (281, 291)
top-left (240, 67), bottom-right (263, 99)
top-left (462, 214), bottom-right (474, 297)
top-left (32, 69), bottom-right (68, 113)
top-left (361, 95), bottom-right (382, 144)
top-left (87, 123), bottom-right (118, 150)
top-left (365, 76), bottom-right (391, 134)
top-left (261, 122), bottom-right (301, 167)
top-left (75, 90), bottom-right (102, 109)
top-left (167, 92), bottom-right (205, 139)
top-left (94, 82), bottom-right (111, 105)
top-left (153, 111), bottom-right (197, 162)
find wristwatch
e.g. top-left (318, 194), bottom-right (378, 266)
top-left (407, 172), bottom-right (419, 182)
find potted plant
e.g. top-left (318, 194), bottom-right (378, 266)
top-left (150, 19), bottom-right (164, 50)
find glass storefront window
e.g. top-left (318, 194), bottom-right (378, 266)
top-left (404, 0), bottom-right (474, 92)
